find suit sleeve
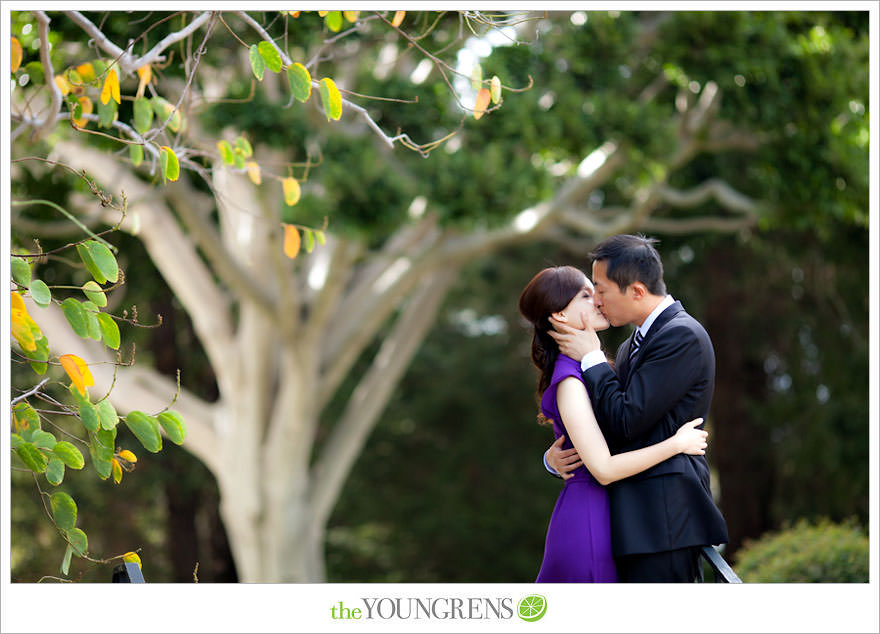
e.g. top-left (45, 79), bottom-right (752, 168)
top-left (583, 326), bottom-right (704, 446)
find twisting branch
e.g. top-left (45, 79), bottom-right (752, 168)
top-left (33, 12), bottom-right (63, 142)
top-left (64, 10), bottom-right (213, 76)
top-left (11, 378), bottom-right (51, 406)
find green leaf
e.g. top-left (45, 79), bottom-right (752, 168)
top-left (287, 63), bottom-right (311, 102)
top-left (319, 77), bottom-right (343, 121)
top-left (29, 279), bottom-right (52, 307)
top-left (30, 334), bottom-right (50, 375)
top-left (24, 61), bottom-right (45, 85)
top-left (217, 140), bottom-right (235, 165)
top-left (249, 44), bottom-right (265, 81)
top-left (130, 143), bottom-right (144, 167)
top-left (12, 401), bottom-right (41, 434)
top-left (46, 457), bottom-right (65, 485)
top-left (83, 240), bottom-right (119, 283)
top-left (12, 256), bottom-right (31, 287)
top-left (325, 11), bottom-right (343, 32)
top-left (97, 97), bottom-right (117, 128)
top-left (125, 411), bottom-right (163, 453)
top-left (50, 491), bottom-right (77, 531)
top-left (53, 441), bottom-right (86, 470)
top-left (235, 136), bottom-right (253, 158)
top-left (89, 431), bottom-right (114, 480)
top-left (79, 400), bottom-right (100, 433)
top-left (82, 280), bottom-right (107, 307)
top-left (150, 96), bottom-right (181, 132)
top-left (95, 398), bottom-right (118, 431)
top-left (11, 433), bottom-right (24, 449)
top-left (133, 96), bottom-right (153, 134)
top-left (68, 381), bottom-right (91, 408)
top-left (316, 230), bottom-right (326, 245)
top-left (66, 528), bottom-right (88, 557)
top-left (31, 430), bottom-right (57, 450)
top-left (61, 544), bottom-right (73, 576)
top-left (81, 300), bottom-right (102, 341)
top-left (304, 229), bottom-right (315, 253)
top-left (95, 312), bottom-right (120, 350)
top-left (157, 410), bottom-right (187, 445)
top-left (60, 298), bottom-right (89, 338)
top-left (233, 152), bottom-right (245, 170)
top-left (77, 242), bottom-right (106, 284)
top-left (257, 40), bottom-right (282, 73)
top-left (16, 443), bottom-right (48, 474)
top-left (160, 146), bottom-right (180, 183)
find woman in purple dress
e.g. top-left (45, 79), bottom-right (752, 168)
top-left (518, 266), bottom-right (708, 582)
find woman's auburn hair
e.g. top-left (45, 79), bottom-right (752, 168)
top-left (518, 266), bottom-right (587, 399)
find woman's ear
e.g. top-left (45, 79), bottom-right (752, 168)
top-left (551, 310), bottom-right (568, 324)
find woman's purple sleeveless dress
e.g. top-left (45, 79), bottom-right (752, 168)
top-left (535, 354), bottom-right (618, 583)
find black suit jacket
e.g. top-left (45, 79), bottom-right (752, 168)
top-left (583, 301), bottom-right (728, 557)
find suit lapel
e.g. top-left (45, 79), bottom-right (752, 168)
top-left (619, 301), bottom-right (685, 382)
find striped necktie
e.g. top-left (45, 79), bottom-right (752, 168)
top-left (629, 329), bottom-right (644, 361)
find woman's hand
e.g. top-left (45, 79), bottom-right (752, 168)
top-left (673, 418), bottom-right (708, 455)
top-left (546, 435), bottom-right (584, 480)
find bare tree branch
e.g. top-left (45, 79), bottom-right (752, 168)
top-left (64, 10), bottom-right (213, 76)
top-left (657, 178), bottom-right (759, 215)
top-left (33, 12), bottom-right (63, 142)
top-left (640, 215), bottom-right (757, 234)
top-left (309, 266), bottom-right (459, 527)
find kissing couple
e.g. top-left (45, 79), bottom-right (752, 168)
top-left (518, 234), bottom-right (728, 582)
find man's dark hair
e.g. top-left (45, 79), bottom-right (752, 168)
top-left (589, 234), bottom-right (667, 295)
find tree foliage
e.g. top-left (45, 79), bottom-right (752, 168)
top-left (10, 175), bottom-right (186, 579)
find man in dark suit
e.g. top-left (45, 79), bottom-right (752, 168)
top-left (547, 234), bottom-right (728, 582)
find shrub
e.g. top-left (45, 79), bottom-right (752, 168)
top-left (735, 518), bottom-right (868, 582)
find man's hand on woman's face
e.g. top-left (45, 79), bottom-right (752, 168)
top-left (548, 314), bottom-right (601, 361)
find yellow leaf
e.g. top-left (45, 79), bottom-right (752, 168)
top-left (318, 11), bottom-right (328, 17)
top-left (59, 353), bottom-right (94, 396)
top-left (118, 449), bottom-right (138, 463)
top-left (246, 161), bottom-right (262, 185)
top-left (290, 11), bottom-right (301, 18)
top-left (282, 177), bottom-right (301, 206)
top-left (72, 96), bottom-right (93, 128)
top-left (136, 65), bottom-right (152, 98)
top-left (11, 37), bottom-right (23, 73)
top-left (473, 87), bottom-right (491, 120)
top-left (283, 224), bottom-right (301, 259)
top-left (100, 69), bottom-right (121, 105)
top-left (123, 552), bottom-right (142, 568)
top-left (54, 74), bottom-right (71, 95)
top-left (11, 291), bottom-right (26, 313)
top-left (343, 11), bottom-right (359, 22)
top-left (112, 458), bottom-right (123, 484)
top-left (11, 309), bottom-right (37, 352)
top-left (76, 62), bottom-right (95, 83)
top-left (490, 75), bottom-right (502, 104)
top-left (319, 77), bottom-right (343, 121)
top-left (391, 11), bottom-right (406, 28)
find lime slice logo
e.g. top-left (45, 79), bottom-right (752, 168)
top-left (517, 594), bottom-right (547, 622)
